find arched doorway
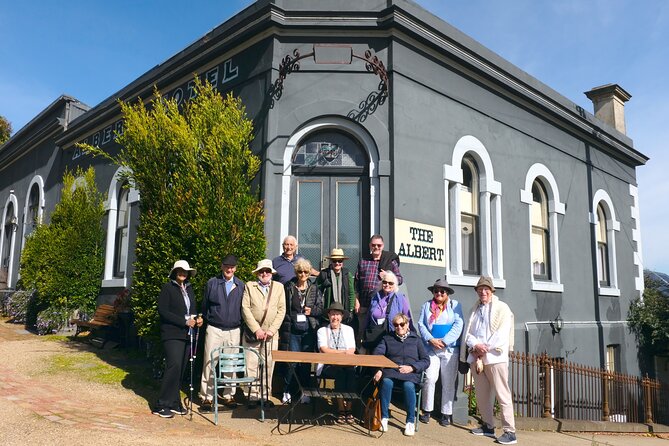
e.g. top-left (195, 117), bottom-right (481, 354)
top-left (289, 130), bottom-right (369, 269)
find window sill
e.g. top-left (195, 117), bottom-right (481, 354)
top-left (598, 287), bottom-right (621, 297)
top-left (531, 281), bottom-right (564, 293)
top-left (448, 274), bottom-right (506, 289)
top-left (102, 278), bottom-right (127, 288)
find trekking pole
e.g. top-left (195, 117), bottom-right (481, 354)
top-left (191, 314), bottom-right (202, 420)
top-left (263, 339), bottom-right (270, 403)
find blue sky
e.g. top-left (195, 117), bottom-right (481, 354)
top-left (1, 0), bottom-right (667, 274)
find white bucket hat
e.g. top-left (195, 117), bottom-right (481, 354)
top-left (169, 260), bottom-right (196, 278)
top-left (252, 258), bottom-right (277, 275)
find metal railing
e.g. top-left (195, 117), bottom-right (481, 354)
top-left (466, 352), bottom-right (668, 425)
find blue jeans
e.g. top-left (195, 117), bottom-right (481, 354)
top-left (380, 377), bottom-right (417, 423)
top-left (284, 331), bottom-right (314, 393)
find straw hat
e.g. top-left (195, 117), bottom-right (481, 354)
top-left (326, 248), bottom-right (349, 260)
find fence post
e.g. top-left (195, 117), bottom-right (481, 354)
top-left (541, 353), bottom-right (551, 418)
top-left (602, 370), bottom-right (610, 421)
top-left (643, 375), bottom-right (653, 424)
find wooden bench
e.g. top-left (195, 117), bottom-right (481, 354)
top-left (70, 304), bottom-right (118, 343)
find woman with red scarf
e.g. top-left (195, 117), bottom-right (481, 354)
top-left (416, 278), bottom-right (463, 427)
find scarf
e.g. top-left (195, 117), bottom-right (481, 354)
top-left (395, 331), bottom-right (409, 342)
top-left (329, 269), bottom-right (343, 304)
top-left (429, 299), bottom-right (446, 324)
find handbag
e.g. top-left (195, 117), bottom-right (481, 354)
top-left (362, 294), bottom-right (395, 348)
top-left (364, 386), bottom-right (382, 431)
top-left (458, 360), bottom-right (471, 374)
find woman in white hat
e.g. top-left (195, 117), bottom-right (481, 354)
top-left (153, 260), bottom-right (202, 418)
top-left (417, 278), bottom-right (463, 427)
top-left (241, 259), bottom-right (287, 405)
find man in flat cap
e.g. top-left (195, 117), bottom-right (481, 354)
top-left (198, 255), bottom-right (245, 412)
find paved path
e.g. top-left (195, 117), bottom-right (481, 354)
top-left (0, 319), bottom-right (667, 445)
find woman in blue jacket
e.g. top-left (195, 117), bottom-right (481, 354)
top-left (417, 278), bottom-right (463, 427)
top-left (373, 312), bottom-right (429, 436)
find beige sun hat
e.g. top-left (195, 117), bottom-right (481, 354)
top-left (169, 260), bottom-right (196, 278)
top-left (474, 276), bottom-right (495, 293)
top-left (252, 258), bottom-right (277, 275)
top-left (326, 248), bottom-right (349, 260)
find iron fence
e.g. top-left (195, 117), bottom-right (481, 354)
top-left (468, 352), bottom-right (669, 425)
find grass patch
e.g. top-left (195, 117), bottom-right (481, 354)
top-left (47, 352), bottom-right (129, 385)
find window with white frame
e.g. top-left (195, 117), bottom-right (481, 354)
top-left (27, 185), bottom-right (40, 229)
top-left (113, 185), bottom-right (130, 278)
top-left (591, 190), bottom-right (620, 296)
top-left (520, 164), bottom-right (565, 292)
top-left (103, 169), bottom-right (138, 288)
top-left (443, 135), bottom-right (505, 288)
top-left (460, 156), bottom-right (480, 275)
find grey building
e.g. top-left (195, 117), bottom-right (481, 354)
top-left (0, 0), bottom-right (647, 417)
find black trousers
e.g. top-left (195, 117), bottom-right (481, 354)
top-left (156, 338), bottom-right (189, 410)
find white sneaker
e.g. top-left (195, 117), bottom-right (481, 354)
top-left (404, 421), bottom-right (415, 436)
top-left (300, 395), bottom-right (311, 404)
top-left (380, 417), bottom-right (389, 432)
top-left (282, 392), bottom-right (291, 404)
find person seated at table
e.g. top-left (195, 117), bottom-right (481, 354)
top-left (364, 271), bottom-right (414, 351)
top-left (317, 301), bottom-right (357, 423)
top-left (372, 312), bottom-right (429, 437)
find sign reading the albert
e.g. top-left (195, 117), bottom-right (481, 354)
top-left (394, 218), bottom-right (446, 267)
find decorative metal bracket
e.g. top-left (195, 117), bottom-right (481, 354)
top-left (268, 46), bottom-right (389, 110)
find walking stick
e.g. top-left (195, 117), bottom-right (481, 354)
top-left (188, 314), bottom-right (202, 421)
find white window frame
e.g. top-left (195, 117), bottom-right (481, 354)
top-left (102, 168), bottom-right (139, 288)
top-left (520, 164), bottom-right (565, 292)
top-left (21, 175), bottom-right (45, 251)
top-left (0, 193), bottom-right (19, 288)
top-left (590, 189), bottom-right (620, 296)
top-left (443, 135), bottom-right (505, 288)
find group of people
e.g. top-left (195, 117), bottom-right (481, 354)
top-left (152, 234), bottom-right (517, 445)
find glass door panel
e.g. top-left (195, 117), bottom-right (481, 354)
top-left (336, 180), bottom-right (361, 263)
top-left (297, 180), bottom-right (323, 269)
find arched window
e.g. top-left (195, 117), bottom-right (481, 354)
top-left (28, 184), bottom-right (40, 229)
top-left (596, 204), bottom-right (609, 286)
top-left (531, 181), bottom-right (550, 280)
top-left (114, 186), bottom-right (130, 278)
top-left (444, 136), bottom-right (504, 288)
top-left (591, 190), bottom-right (620, 296)
top-left (1, 203), bottom-right (15, 270)
top-left (460, 156), bottom-right (480, 275)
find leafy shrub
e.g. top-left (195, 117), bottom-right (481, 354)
top-left (35, 307), bottom-right (70, 335)
top-left (6, 289), bottom-right (37, 324)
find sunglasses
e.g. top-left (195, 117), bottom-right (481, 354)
top-left (393, 322), bottom-right (406, 328)
top-left (433, 288), bottom-right (448, 294)
top-left (331, 259), bottom-right (344, 264)
top-left (258, 269), bottom-right (272, 274)
top-left (297, 270), bottom-right (310, 275)
top-left (381, 280), bottom-right (394, 285)
top-left (370, 243), bottom-right (383, 247)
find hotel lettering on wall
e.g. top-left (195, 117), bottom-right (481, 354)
top-left (73, 57), bottom-right (241, 159)
top-left (394, 219), bottom-right (446, 267)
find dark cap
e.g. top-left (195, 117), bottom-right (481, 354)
top-left (221, 254), bottom-right (238, 266)
top-left (427, 278), bottom-right (455, 295)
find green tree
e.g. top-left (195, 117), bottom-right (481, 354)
top-left (0, 115), bottom-right (12, 144)
top-left (20, 167), bottom-right (105, 315)
top-left (80, 79), bottom-right (265, 346)
top-left (628, 272), bottom-right (669, 373)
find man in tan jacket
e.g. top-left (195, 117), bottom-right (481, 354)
top-left (242, 259), bottom-right (286, 405)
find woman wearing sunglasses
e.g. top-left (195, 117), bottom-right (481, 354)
top-left (364, 271), bottom-right (414, 350)
top-left (372, 312), bottom-right (429, 436)
top-left (417, 278), bottom-right (464, 427)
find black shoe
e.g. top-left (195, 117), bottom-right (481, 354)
top-left (170, 406), bottom-right (189, 415)
top-left (418, 411), bottom-right (431, 424)
top-left (152, 408), bottom-right (174, 418)
top-left (439, 413), bottom-right (452, 427)
top-left (198, 402), bottom-right (213, 413)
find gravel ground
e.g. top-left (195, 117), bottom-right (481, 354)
top-left (1, 319), bottom-right (667, 446)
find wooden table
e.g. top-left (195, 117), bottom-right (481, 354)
top-left (271, 351), bottom-right (398, 436)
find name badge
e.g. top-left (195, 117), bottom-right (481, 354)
top-left (376, 317), bottom-right (385, 325)
top-left (296, 314), bottom-right (307, 323)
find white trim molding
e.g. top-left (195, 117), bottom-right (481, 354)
top-left (590, 189), bottom-right (620, 297)
top-left (280, 116), bottom-right (380, 253)
top-left (0, 193), bottom-right (19, 288)
top-left (443, 135), bottom-right (505, 288)
top-left (629, 184), bottom-right (644, 297)
top-left (520, 163), bottom-right (565, 293)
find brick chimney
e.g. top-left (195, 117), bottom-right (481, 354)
top-left (584, 84), bottom-right (631, 135)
